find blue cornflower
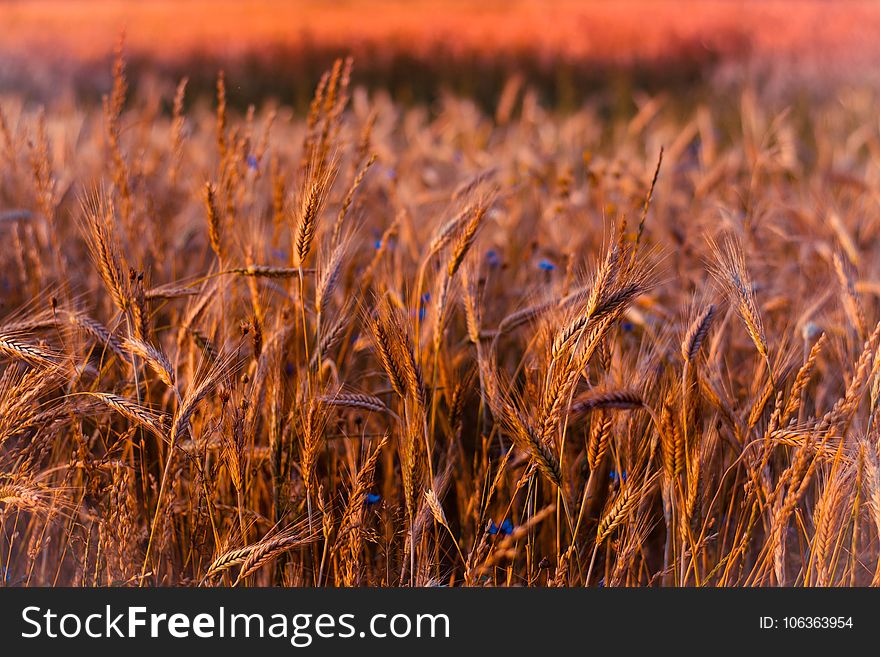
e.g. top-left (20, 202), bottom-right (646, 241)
top-left (415, 292), bottom-right (431, 323)
top-left (486, 249), bottom-right (500, 267)
top-left (366, 493), bottom-right (381, 506)
top-left (610, 470), bottom-right (628, 484)
top-left (621, 321), bottom-right (634, 333)
top-left (538, 259), bottom-right (556, 272)
top-left (374, 239), bottom-right (383, 250)
top-left (246, 154), bottom-right (259, 171)
top-left (489, 519), bottom-right (514, 536)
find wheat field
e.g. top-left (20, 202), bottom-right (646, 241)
top-left (2, 46), bottom-right (880, 587)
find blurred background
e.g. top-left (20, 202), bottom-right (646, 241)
top-left (0, 0), bottom-right (878, 110)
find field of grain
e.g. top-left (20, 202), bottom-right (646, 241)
top-left (3, 4), bottom-right (880, 587)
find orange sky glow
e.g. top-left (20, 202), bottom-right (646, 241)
top-left (0, 0), bottom-right (877, 70)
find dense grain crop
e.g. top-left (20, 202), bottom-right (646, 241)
top-left (2, 47), bottom-right (880, 587)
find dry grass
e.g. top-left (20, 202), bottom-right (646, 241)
top-left (3, 47), bottom-right (880, 588)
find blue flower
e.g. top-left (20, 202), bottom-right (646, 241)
top-left (489, 519), bottom-right (514, 536)
top-left (372, 229), bottom-right (394, 251)
top-left (413, 292), bottom-right (430, 323)
top-left (538, 259), bottom-right (556, 272)
top-left (610, 470), bottom-right (628, 484)
top-left (246, 154), bottom-right (259, 171)
top-left (386, 167), bottom-right (397, 181)
top-left (621, 321), bottom-right (634, 333)
top-left (366, 493), bottom-right (381, 506)
top-left (486, 249), bottom-right (500, 267)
